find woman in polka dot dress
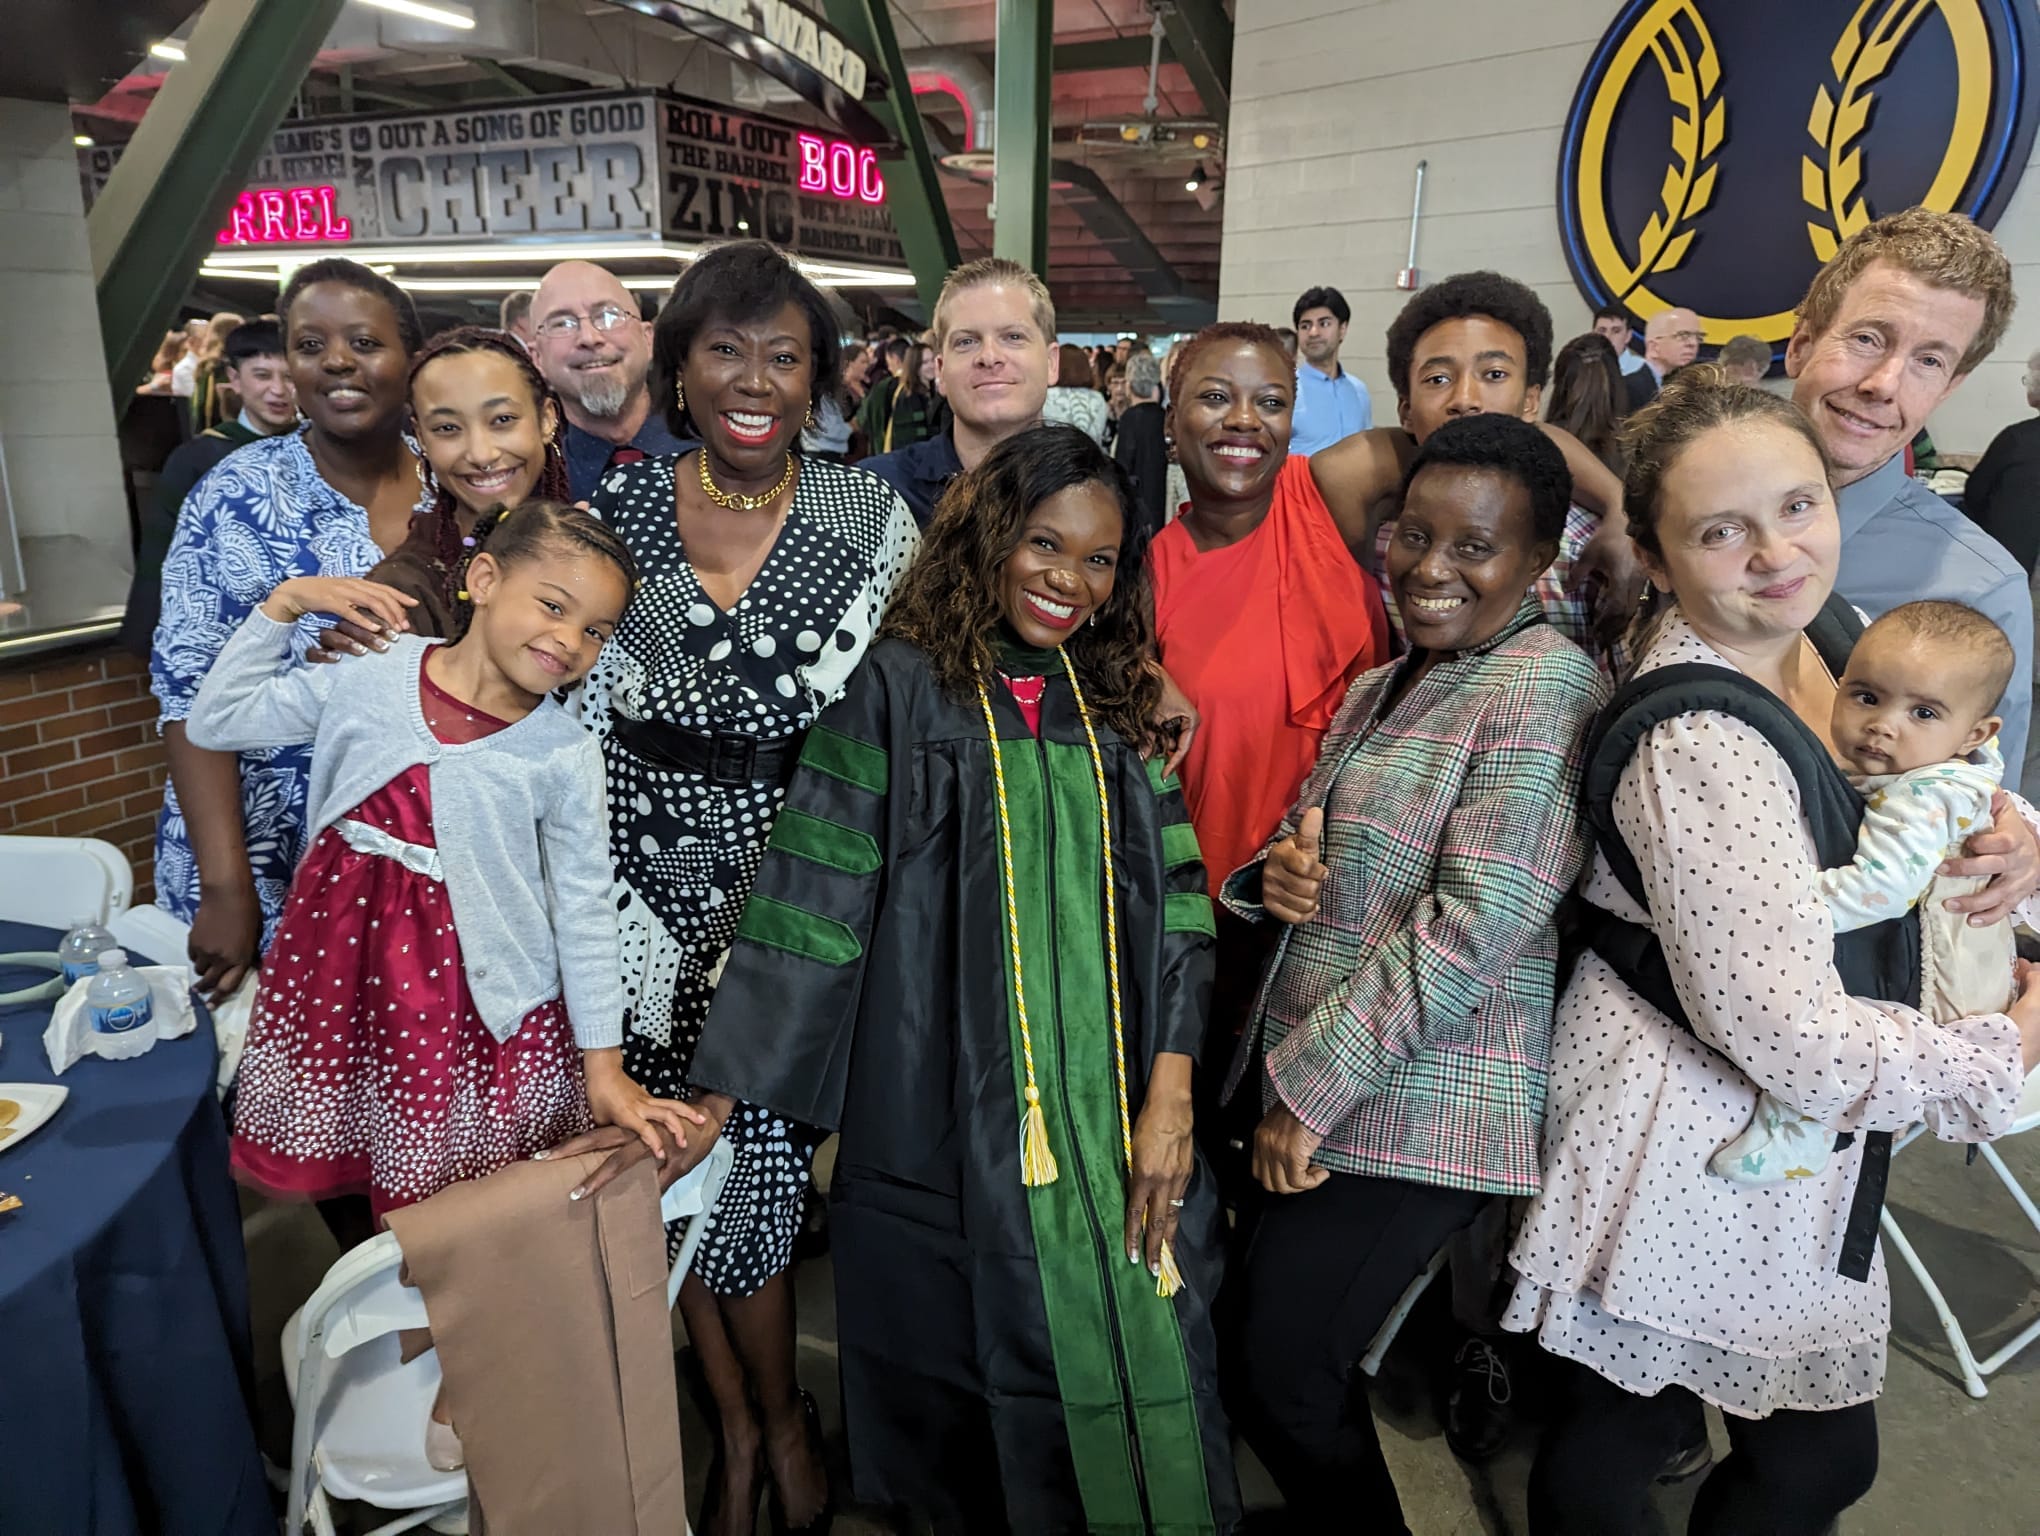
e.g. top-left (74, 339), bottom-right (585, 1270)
top-left (576, 242), bottom-right (917, 1536)
top-left (1501, 376), bottom-right (2040, 1533)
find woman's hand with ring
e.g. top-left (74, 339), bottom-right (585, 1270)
top-left (1126, 1087), bottom-right (1194, 1275)
top-left (1263, 807), bottom-right (1328, 924)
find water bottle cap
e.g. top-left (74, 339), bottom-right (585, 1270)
top-left (98, 949), bottom-right (128, 968)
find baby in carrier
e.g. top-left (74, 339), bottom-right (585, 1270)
top-left (1714, 600), bottom-right (2020, 1183)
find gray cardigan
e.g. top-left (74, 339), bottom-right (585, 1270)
top-left (187, 612), bottom-right (624, 1048)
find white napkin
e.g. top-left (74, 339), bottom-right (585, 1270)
top-left (43, 967), bottom-right (197, 1074)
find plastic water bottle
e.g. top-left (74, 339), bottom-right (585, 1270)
top-left (58, 919), bottom-right (118, 985)
top-left (86, 949), bottom-right (157, 1059)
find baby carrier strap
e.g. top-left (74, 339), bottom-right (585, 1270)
top-left (1576, 595), bottom-right (1915, 1281)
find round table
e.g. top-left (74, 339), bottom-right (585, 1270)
top-left (0, 921), bottom-right (270, 1535)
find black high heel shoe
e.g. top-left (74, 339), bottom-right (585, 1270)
top-left (768, 1390), bottom-right (835, 1536)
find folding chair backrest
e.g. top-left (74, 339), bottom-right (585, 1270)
top-left (0, 836), bottom-right (132, 927)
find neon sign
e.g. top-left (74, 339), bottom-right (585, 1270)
top-left (217, 185), bottom-right (354, 246)
top-left (795, 133), bottom-right (884, 205)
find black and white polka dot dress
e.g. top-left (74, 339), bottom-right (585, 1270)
top-left (581, 452), bottom-right (919, 1297)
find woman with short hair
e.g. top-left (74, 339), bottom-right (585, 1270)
top-left (574, 238), bottom-right (918, 1536)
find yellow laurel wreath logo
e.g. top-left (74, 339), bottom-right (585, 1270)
top-left (1629, 4), bottom-right (1727, 283)
top-left (1803, 0), bottom-right (1938, 261)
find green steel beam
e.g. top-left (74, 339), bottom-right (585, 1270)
top-left (991, 0), bottom-right (1052, 273)
top-left (465, 55), bottom-right (538, 96)
top-left (822, 0), bottom-right (961, 315)
top-left (1156, 0), bottom-right (1232, 118)
top-left (91, 0), bottom-right (347, 402)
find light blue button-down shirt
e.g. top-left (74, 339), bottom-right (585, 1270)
top-left (1616, 348), bottom-right (1647, 376)
top-left (1836, 454), bottom-right (2033, 790)
top-left (1291, 361), bottom-right (1372, 457)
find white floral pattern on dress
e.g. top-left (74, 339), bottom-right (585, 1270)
top-left (150, 429), bottom-right (422, 946)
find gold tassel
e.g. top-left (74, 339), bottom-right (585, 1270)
top-left (1155, 1239), bottom-right (1184, 1298)
top-left (1020, 1084), bottom-right (1059, 1186)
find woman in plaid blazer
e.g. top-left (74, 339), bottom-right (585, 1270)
top-left (1219, 415), bottom-right (1605, 1534)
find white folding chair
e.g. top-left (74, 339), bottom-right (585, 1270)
top-left (282, 1139), bottom-right (736, 1535)
top-left (1880, 1070), bottom-right (2040, 1398)
top-left (1360, 1243), bottom-right (1449, 1377)
top-left (0, 836), bottom-right (132, 926)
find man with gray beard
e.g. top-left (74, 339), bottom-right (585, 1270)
top-left (531, 260), bottom-right (689, 499)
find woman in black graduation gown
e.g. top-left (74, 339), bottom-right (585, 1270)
top-left (689, 425), bottom-right (1238, 1534)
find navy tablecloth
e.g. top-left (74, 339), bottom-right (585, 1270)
top-left (0, 922), bottom-right (269, 1536)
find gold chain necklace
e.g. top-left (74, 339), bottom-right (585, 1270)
top-left (698, 449), bottom-right (796, 511)
top-left (978, 653), bottom-right (1182, 1298)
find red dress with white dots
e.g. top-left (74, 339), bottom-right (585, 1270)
top-left (229, 658), bottom-right (593, 1220)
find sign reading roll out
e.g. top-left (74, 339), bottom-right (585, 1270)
top-left (1559, 0), bottom-right (2040, 346)
top-left (184, 89), bottom-right (904, 268)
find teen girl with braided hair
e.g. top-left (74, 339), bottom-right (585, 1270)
top-left (314, 326), bottom-right (574, 653)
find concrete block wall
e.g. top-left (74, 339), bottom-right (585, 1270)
top-left (1218, 0), bottom-right (2040, 455)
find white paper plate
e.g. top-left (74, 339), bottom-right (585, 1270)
top-left (0, 1083), bottom-right (66, 1153)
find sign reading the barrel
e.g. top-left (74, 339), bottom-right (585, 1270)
top-left (1559, 0), bottom-right (2040, 345)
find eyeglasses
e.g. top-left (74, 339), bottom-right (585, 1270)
top-left (536, 304), bottom-right (635, 339)
top-left (1669, 330), bottom-right (1704, 344)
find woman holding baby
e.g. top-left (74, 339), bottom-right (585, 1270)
top-left (1502, 371), bottom-right (2040, 1535)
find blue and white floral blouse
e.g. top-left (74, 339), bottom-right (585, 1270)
top-left (149, 428), bottom-right (398, 945)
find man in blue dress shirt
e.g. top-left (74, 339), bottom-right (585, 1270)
top-left (1290, 286), bottom-right (1372, 456)
top-left (1785, 207), bottom-right (2033, 791)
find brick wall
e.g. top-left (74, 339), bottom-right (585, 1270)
top-left (0, 646), bottom-right (164, 902)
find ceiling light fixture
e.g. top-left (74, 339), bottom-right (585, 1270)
top-left (197, 243), bottom-right (915, 292)
top-left (1185, 163), bottom-right (1206, 193)
top-left (149, 41), bottom-right (187, 62)
top-left (356, 0), bottom-right (477, 27)
top-left (73, 134), bottom-right (94, 147)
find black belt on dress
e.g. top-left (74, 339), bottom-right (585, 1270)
top-left (611, 714), bottom-right (807, 788)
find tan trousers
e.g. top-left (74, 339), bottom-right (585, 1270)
top-left (384, 1152), bottom-right (685, 1536)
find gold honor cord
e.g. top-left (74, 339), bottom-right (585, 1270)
top-left (979, 654), bottom-right (1183, 1299)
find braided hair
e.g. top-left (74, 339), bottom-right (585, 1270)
top-left (408, 326), bottom-right (572, 615)
top-left (450, 499), bottom-right (639, 640)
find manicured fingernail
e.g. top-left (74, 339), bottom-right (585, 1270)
top-left (1150, 1262), bottom-right (1161, 1276)
top-left (531, 1150), bottom-right (550, 1160)
top-left (350, 644), bottom-right (367, 656)
top-left (373, 640), bottom-right (390, 653)
top-left (569, 1187), bottom-right (585, 1201)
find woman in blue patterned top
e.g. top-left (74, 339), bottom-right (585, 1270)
top-left (151, 258), bottom-right (427, 1005)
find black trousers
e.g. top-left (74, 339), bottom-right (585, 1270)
top-left (1231, 1171), bottom-right (1487, 1535)
top-left (1529, 1355), bottom-right (1879, 1536)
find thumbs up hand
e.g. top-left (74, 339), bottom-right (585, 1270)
top-left (1263, 806), bottom-right (1329, 924)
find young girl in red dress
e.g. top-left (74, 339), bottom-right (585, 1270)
top-left (189, 500), bottom-right (703, 1237)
